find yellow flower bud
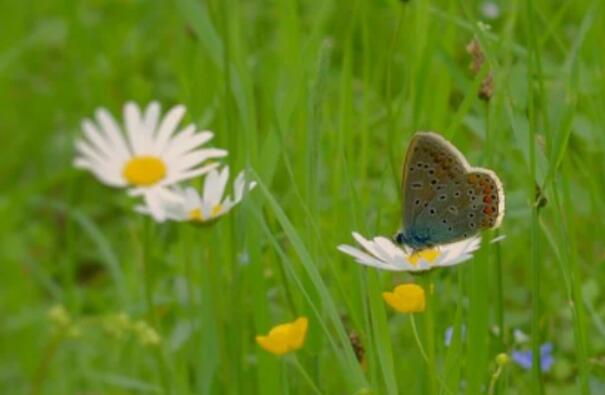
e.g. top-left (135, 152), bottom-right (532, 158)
top-left (256, 317), bottom-right (308, 356)
top-left (382, 284), bottom-right (426, 313)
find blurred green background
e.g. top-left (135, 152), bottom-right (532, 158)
top-left (1, 0), bottom-right (605, 394)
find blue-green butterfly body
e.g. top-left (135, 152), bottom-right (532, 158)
top-left (395, 132), bottom-right (505, 250)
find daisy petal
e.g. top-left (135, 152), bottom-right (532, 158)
top-left (203, 167), bottom-right (230, 206)
top-left (352, 232), bottom-right (388, 262)
top-left (124, 102), bottom-right (146, 155)
top-left (143, 102), bottom-right (161, 135)
top-left (143, 190), bottom-right (166, 222)
top-left (339, 232), bottom-right (482, 272)
top-left (171, 148), bottom-right (228, 173)
top-left (154, 105), bottom-right (186, 154)
top-left (74, 158), bottom-right (125, 186)
top-left (95, 108), bottom-right (131, 161)
top-left (81, 119), bottom-right (115, 161)
top-left (337, 245), bottom-right (397, 270)
top-left (164, 129), bottom-right (214, 160)
top-left (162, 162), bottom-right (220, 186)
top-left (133, 165), bottom-right (256, 224)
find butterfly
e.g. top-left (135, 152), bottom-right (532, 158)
top-left (394, 132), bottom-right (504, 250)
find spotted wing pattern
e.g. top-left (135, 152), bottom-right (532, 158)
top-left (402, 132), bottom-right (469, 229)
top-left (401, 132), bottom-right (504, 246)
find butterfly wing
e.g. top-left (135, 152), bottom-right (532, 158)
top-left (413, 169), bottom-right (504, 245)
top-left (401, 132), bottom-right (470, 230)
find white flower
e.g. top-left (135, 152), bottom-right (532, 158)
top-left (137, 166), bottom-right (256, 222)
top-left (513, 329), bottom-right (530, 344)
top-left (74, 101), bottom-right (228, 220)
top-left (337, 232), bottom-right (481, 272)
top-left (481, 1), bottom-right (501, 19)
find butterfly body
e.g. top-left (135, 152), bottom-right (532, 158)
top-left (395, 227), bottom-right (433, 250)
top-left (395, 132), bottom-right (504, 250)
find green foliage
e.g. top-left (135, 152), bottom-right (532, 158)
top-left (1, 0), bottom-right (604, 393)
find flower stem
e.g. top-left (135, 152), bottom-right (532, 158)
top-left (410, 315), bottom-right (430, 363)
top-left (487, 364), bottom-right (505, 395)
top-left (410, 315), bottom-right (455, 395)
top-left (141, 217), bottom-right (171, 393)
top-left (290, 355), bottom-right (322, 395)
top-left (420, 277), bottom-right (437, 395)
top-left (485, 93), bottom-right (505, 351)
top-left (31, 332), bottom-right (64, 395)
top-left (181, 224), bottom-right (201, 389)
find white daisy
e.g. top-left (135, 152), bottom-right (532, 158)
top-left (137, 166), bottom-right (256, 223)
top-left (74, 101), bottom-right (228, 220)
top-left (481, 1), bottom-right (501, 20)
top-left (337, 232), bottom-right (481, 272)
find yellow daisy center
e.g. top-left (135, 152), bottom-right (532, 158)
top-left (188, 204), bottom-right (224, 222)
top-left (189, 208), bottom-right (204, 221)
top-left (122, 156), bottom-right (166, 186)
top-left (210, 204), bottom-right (223, 218)
top-left (408, 248), bottom-right (440, 266)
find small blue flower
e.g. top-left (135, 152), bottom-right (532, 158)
top-left (444, 325), bottom-right (466, 347)
top-left (445, 327), bottom-right (454, 346)
top-left (511, 343), bottom-right (553, 372)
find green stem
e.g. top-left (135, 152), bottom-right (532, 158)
top-left (487, 364), bottom-right (505, 395)
top-left (141, 218), bottom-right (171, 393)
top-left (410, 315), bottom-right (430, 363)
top-left (31, 332), bottom-right (64, 395)
top-left (485, 98), bottom-right (504, 351)
top-left (182, 224), bottom-right (201, 390)
top-left (422, 277), bottom-right (437, 395)
top-left (524, 0), bottom-right (543, 392)
top-left (291, 355), bottom-right (323, 395)
top-left (410, 315), bottom-right (455, 395)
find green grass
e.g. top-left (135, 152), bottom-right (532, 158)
top-left (2, 0), bottom-right (605, 393)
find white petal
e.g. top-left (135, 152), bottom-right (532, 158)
top-left (439, 254), bottom-right (473, 267)
top-left (161, 163), bottom-right (220, 187)
top-left (203, 166), bottom-right (229, 206)
top-left (74, 139), bottom-right (125, 186)
top-left (338, 244), bottom-right (382, 264)
top-left (160, 125), bottom-right (197, 157)
top-left (124, 102), bottom-right (146, 155)
top-left (414, 261), bottom-right (433, 271)
top-left (374, 237), bottom-right (402, 261)
top-left (163, 129), bottom-right (214, 160)
top-left (491, 235), bottom-right (507, 243)
top-left (75, 139), bottom-right (109, 167)
top-left (170, 148), bottom-right (228, 173)
top-left (351, 232), bottom-right (386, 260)
top-left (143, 190), bottom-right (167, 222)
top-left (442, 238), bottom-right (475, 260)
top-left (232, 170), bottom-right (255, 203)
top-left (143, 102), bottom-right (161, 135)
top-left (81, 119), bottom-right (115, 161)
top-left (200, 199), bottom-right (213, 218)
top-left (393, 256), bottom-right (419, 271)
top-left (134, 204), bottom-right (151, 216)
top-left (339, 231), bottom-right (481, 273)
top-left (153, 105), bottom-right (186, 154)
top-left (183, 187), bottom-right (201, 211)
top-left (157, 187), bottom-right (186, 204)
top-left (95, 108), bottom-right (131, 161)
top-left (337, 245), bottom-right (401, 271)
top-left (74, 158), bottom-right (125, 187)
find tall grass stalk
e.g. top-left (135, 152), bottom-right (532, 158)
top-left (524, 0), bottom-right (544, 392)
